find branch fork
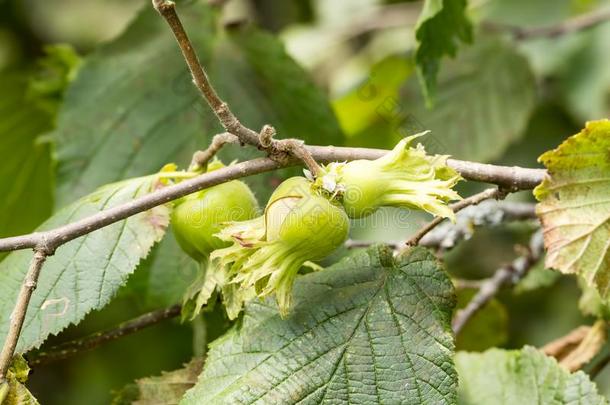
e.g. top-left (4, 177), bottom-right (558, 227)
top-left (152, 0), bottom-right (323, 177)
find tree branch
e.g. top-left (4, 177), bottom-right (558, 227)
top-left (345, 201), bottom-right (537, 251)
top-left (419, 201), bottom-right (537, 252)
top-left (152, 0), bottom-right (323, 176)
top-left (27, 304), bottom-right (182, 366)
top-left (0, 157), bottom-right (279, 253)
top-left (189, 132), bottom-right (238, 171)
top-left (443, 158), bottom-right (543, 190)
top-left (0, 150), bottom-right (546, 254)
top-left (452, 230), bottom-right (544, 334)
top-left (0, 250), bottom-right (48, 380)
top-left (404, 187), bottom-right (507, 248)
top-left (152, 0), bottom-right (260, 147)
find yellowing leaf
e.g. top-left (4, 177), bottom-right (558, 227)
top-left (0, 356), bottom-right (40, 405)
top-left (534, 119), bottom-right (610, 297)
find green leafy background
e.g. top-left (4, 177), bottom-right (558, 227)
top-left (1, 0), bottom-right (610, 403)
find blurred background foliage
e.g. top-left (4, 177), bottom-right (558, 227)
top-left (1, 0), bottom-right (610, 403)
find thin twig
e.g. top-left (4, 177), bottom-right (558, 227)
top-left (420, 201), bottom-right (537, 252)
top-left (152, 0), bottom-right (322, 176)
top-left (452, 230), bottom-right (544, 334)
top-left (484, 7), bottom-right (610, 40)
top-left (404, 187), bottom-right (507, 249)
top-left (276, 139), bottom-right (323, 177)
top-left (189, 132), bottom-right (238, 171)
top-left (0, 250), bottom-right (48, 380)
top-left (345, 201), bottom-right (537, 251)
top-left (0, 151), bottom-right (546, 254)
top-left (152, 0), bottom-right (260, 147)
top-left (28, 304), bottom-right (182, 366)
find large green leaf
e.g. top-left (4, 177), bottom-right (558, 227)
top-left (405, 38), bottom-right (536, 161)
top-left (456, 346), bottom-right (607, 404)
top-left (53, 1), bottom-right (342, 206)
top-left (333, 55), bottom-right (413, 140)
top-left (0, 174), bottom-right (169, 352)
top-left (0, 75), bottom-right (54, 239)
top-left (182, 246), bottom-right (457, 404)
top-left (0, 46), bottom-right (80, 240)
top-left (534, 120), bottom-right (610, 298)
top-left (415, 0), bottom-right (473, 103)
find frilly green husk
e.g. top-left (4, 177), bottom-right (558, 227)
top-left (313, 132), bottom-right (462, 220)
top-left (192, 177), bottom-right (349, 319)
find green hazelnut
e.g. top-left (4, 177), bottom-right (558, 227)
top-left (171, 178), bottom-right (259, 262)
top-left (210, 176), bottom-right (350, 318)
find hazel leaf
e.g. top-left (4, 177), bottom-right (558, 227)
top-left (0, 174), bottom-right (170, 353)
top-left (456, 346), bottom-right (607, 404)
top-left (53, 1), bottom-right (342, 205)
top-left (534, 119), bottom-right (610, 297)
top-left (181, 246), bottom-right (457, 404)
